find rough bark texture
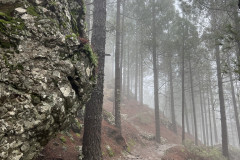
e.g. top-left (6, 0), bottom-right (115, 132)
top-left (0, 0), bottom-right (96, 159)
top-left (215, 43), bottom-right (229, 158)
top-left (181, 24), bottom-right (185, 143)
top-left (120, 0), bottom-right (125, 96)
top-left (188, 55), bottom-right (198, 145)
top-left (152, 0), bottom-right (161, 143)
top-left (168, 55), bottom-right (176, 133)
top-left (134, 41), bottom-right (138, 101)
top-left (207, 87), bottom-right (213, 146)
top-left (82, 0), bottom-right (106, 159)
top-left (127, 40), bottom-right (130, 98)
top-left (203, 89), bottom-right (209, 146)
top-left (199, 78), bottom-right (206, 145)
top-left (115, 0), bottom-right (122, 131)
top-left (184, 98), bottom-right (190, 134)
top-left (209, 76), bottom-right (218, 144)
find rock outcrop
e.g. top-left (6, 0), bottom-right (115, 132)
top-left (0, 0), bottom-right (96, 159)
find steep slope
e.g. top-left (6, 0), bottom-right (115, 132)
top-left (34, 81), bottom-right (198, 160)
top-left (0, 0), bottom-right (96, 159)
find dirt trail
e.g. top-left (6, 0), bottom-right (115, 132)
top-left (122, 143), bottom-right (177, 160)
top-left (119, 111), bottom-right (179, 160)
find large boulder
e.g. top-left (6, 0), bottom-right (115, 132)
top-left (0, 0), bottom-right (96, 159)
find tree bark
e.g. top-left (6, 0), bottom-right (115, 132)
top-left (135, 38), bottom-right (139, 101)
top-left (207, 86), bottom-right (213, 147)
top-left (139, 26), bottom-right (143, 105)
top-left (168, 55), bottom-right (177, 133)
top-left (184, 97), bottom-right (190, 134)
top-left (120, 0), bottom-right (126, 96)
top-left (181, 23), bottom-right (186, 144)
top-left (188, 54), bottom-right (198, 145)
top-left (203, 88), bottom-right (209, 146)
top-left (199, 77), bottom-right (206, 145)
top-left (209, 76), bottom-right (218, 144)
top-left (215, 43), bottom-right (229, 158)
top-left (152, 0), bottom-right (161, 143)
top-left (115, 0), bottom-right (122, 131)
top-left (127, 39), bottom-right (130, 98)
top-left (82, 0), bottom-right (106, 159)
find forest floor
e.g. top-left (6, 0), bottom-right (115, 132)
top-left (100, 84), bottom-right (199, 160)
top-left (36, 82), bottom-right (212, 160)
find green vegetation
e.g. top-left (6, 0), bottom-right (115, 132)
top-left (106, 145), bottom-right (114, 157)
top-left (76, 133), bottom-right (81, 138)
top-left (184, 140), bottom-right (227, 160)
top-left (59, 136), bottom-right (67, 143)
top-left (126, 138), bottom-right (136, 152)
top-left (0, 12), bottom-right (25, 49)
top-left (83, 44), bottom-right (98, 66)
top-left (27, 6), bottom-right (39, 17)
top-left (49, 1), bottom-right (57, 6)
top-left (65, 33), bottom-right (77, 40)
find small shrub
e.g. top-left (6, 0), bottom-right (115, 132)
top-left (106, 145), bottom-right (114, 157)
top-left (184, 140), bottom-right (227, 160)
top-left (76, 133), bottom-right (81, 138)
top-left (59, 136), bottom-right (67, 143)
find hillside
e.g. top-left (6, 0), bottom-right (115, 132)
top-left (35, 81), bottom-right (240, 160)
top-left (35, 82), bottom-right (200, 160)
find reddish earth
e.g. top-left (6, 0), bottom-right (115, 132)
top-left (35, 85), bottom-right (198, 160)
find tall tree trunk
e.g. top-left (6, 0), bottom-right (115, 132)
top-left (215, 43), bottom-right (229, 158)
top-left (209, 76), bottom-right (218, 144)
top-left (228, 55), bottom-right (240, 146)
top-left (188, 54), bottom-right (198, 145)
top-left (168, 55), bottom-right (177, 133)
top-left (115, 0), bottom-right (122, 131)
top-left (120, 0), bottom-right (125, 96)
top-left (185, 98), bottom-right (190, 134)
top-left (181, 21), bottom-right (185, 144)
top-left (139, 26), bottom-right (143, 105)
top-left (135, 39), bottom-right (138, 101)
top-left (127, 39), bottom-right (130, 98)
top-left (181, 28), bottom-right (185, 144)
top-left (199, 77), bottom-right (206, 145)
top-left (152, 0), bottom-right (161, 143)
top-left (203, 89), bottom-right (209, 146)
top-left (207, 86), bottom-right (213, 147)
top-left (210, 2), bottom-right (229, 156)
top-left (82, 0), bottom-right (106, 159)
top-left (139, 51), bottom-right (143, 105)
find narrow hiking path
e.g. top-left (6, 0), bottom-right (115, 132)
top-left (103, 87), bottom-right (194, 160)
top-left (122, 143), bottom-right (177, 160)
top-left (119, 108), bottom-right (179, 160)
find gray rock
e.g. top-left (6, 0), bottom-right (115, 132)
top-left (0, 0), bottom-right (96, 159)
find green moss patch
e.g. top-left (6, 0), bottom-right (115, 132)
top-left (65, 33), bottom-right (77, 40)
top-left (0, 12), bottom-right (25, 49)
top-left (106, 145), bottom-right (114, 157)
top-left (27, 6), bottom-right (39, 17)
top-left (83, 44), bottom-right (98, 66)
top-left (59, 136), bottom-right (67, 143)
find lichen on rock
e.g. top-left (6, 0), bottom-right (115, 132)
top-left (0, 0), bottom-right (96, 159)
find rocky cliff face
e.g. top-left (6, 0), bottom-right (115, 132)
top-left (0, 0), bottom-right (96, 159)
